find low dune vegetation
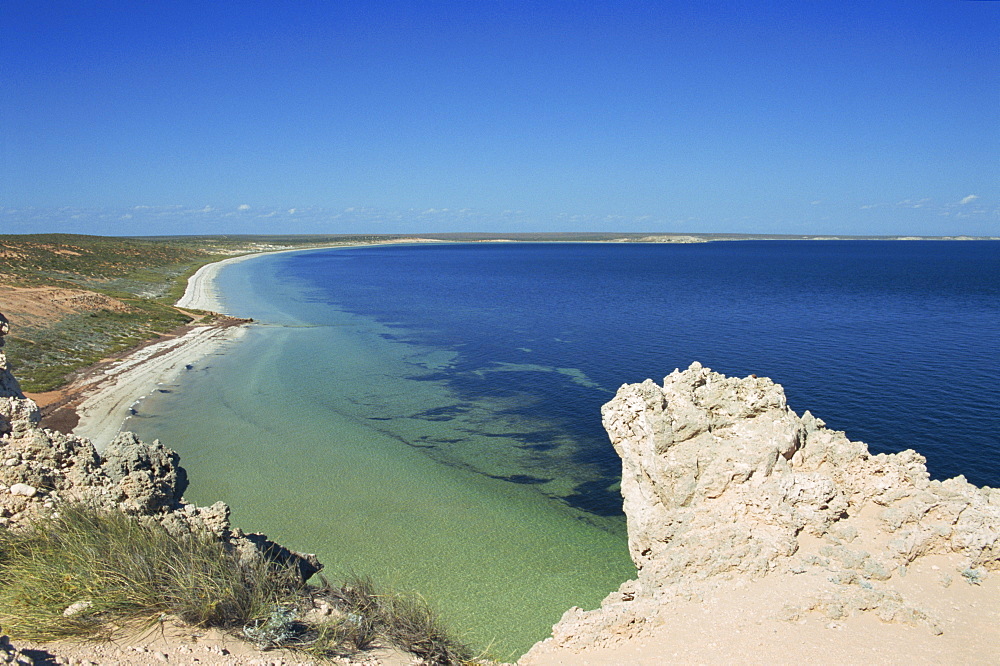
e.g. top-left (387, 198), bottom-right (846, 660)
top-left (0, 234), bottom-right (381, 392)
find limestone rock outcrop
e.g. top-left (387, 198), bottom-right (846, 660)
top-left (526, 362), bottom-right (999, 656)
top-left (0, 314), bottom-right (39, 439)
top-left (101, 431), bottom-right (189, 515)
top-left (0, 311), bottom-right (321, 580)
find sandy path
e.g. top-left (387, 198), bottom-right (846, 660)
top-left (519, 551), bottom-right (1000, 666)
top-left (16, 619), bottom-right (413, 665)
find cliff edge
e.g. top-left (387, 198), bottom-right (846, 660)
top-left (0, 310), bottom-right (433, 666)
top-left (0, 310), bottom-right (320, 583)
top-left (523, 362), bottom-right (999, 664)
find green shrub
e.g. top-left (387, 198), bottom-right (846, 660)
top-left (310, 575), bottom-right (476, 665)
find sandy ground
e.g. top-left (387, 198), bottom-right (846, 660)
top-left (14, 618), bottom-right (414, 665)
top-left (0, 286), bottom-right (132, 331)
top-left (32, 245), bottom-right (353, 446)
top-left (84, 241), bottom-right (445, 445)
top-left (67, 248), bottom-right (280, 449)
top-left (520, 550), bottom-right (1000, 665)
top-left (72, 239), bottom-right (452, 448)
top-left (9, 247), bottom-right (426, 664)
top-left (175, 253), bottom-right (271, 313)
top-left (10, 240), bottom-right (1000, 665)
top-left (175, 240), bottom-right (449, 313)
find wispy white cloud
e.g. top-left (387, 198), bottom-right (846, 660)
top-left (959, 194), bottom-right (978, 205)
top-left (237, 204), bottom-right (251, 211)
top-left (7, 203), bottom-right (989, 237)
top-left (896, 198), bottom-right (932, 209)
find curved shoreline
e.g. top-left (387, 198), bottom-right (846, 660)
top-left (70, 242), bottom-right (398, 449)
top-left (70, 250), bottom-right (284, 449)
top-left (177, 239), bottom-right (455, 312)
top-left (176, 252), bottom-right (271, 312)
top-left (71, 322), bottom-right (249, 450)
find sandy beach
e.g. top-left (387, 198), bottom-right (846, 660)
top-left (64, 240), bottom-right (433, 451)
top-left (176, 240), bottom-right (447, 312)
top-left (175, 251), bottom-right (272, 312)
top-left (66, 251), bottom-right (282, 449)
top-left (71, 322), bottom-right (248, 450)
top-left (67, 245), bottom-right (308, 448)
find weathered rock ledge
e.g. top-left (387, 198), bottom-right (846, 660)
top-left (523, 362), bottom-right (999, 663)
top-left (0, 311), bottom-right (321, 585)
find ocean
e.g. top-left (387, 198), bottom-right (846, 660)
top-left (126, 240), bottom-right (1000, 656)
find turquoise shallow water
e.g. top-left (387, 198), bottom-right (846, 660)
top-left (126, 248), bottom-right (633, 658)
top-left (127, 240), bottom-right (1000, 657)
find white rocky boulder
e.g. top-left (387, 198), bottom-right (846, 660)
top-left (526, 363), bottom-right (999, 659)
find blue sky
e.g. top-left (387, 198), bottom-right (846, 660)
top-left (2, 1), bottom-right (998, 236)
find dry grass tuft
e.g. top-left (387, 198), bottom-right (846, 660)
top-left (0, 504), bottom-right (480, 664)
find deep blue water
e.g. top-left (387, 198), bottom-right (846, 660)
top-left (129, 239), bottom-right (998, 654)
top-left (279, 240), bottom-right (1000, 509)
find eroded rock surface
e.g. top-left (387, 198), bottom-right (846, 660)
top-left (524, 362), bottom-right (999, 659)
top-left (0, 311), bottom-right (321, 580)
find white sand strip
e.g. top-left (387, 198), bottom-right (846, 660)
top-left (72, 324), bottom-right (247, 451)
top-left (175, 241), bottom-right (447, 312)
top-left (72, 250), bottom-right (279, 450)
top-left (175, 253), bottom-right (267, 312)
top-left (75, 243), bottom-right (382, 450)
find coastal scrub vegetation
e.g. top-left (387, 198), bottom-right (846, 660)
top-left (9, 305), bottom-right (193, 392)
top-left (310, 575), bottom-right (476, 664)
top-left (0, 504), bottom-right (477, 664)
top-left (0, 233), bottom-right (384, 392)
top-left (0, 231), bottom-right (730, 392)
top-left (0, 504), bottom-right (297, 640)
top-left (1, 234), bottom-right (211, 391)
